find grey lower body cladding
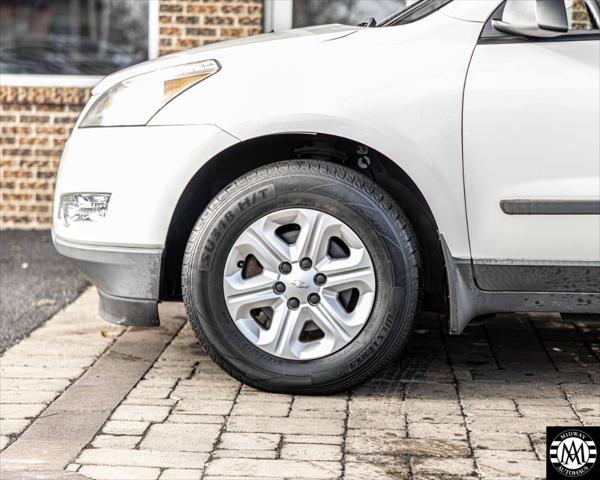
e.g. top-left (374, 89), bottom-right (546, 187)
top-left (474, 261), bottom-right (600, 293)
top-left (53, 234), bottom-right (162, 327)
top-left (442, 237), bottom-right (600, 334)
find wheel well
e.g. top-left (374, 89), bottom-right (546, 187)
top-left (161, 133), bottom-right (447, 312)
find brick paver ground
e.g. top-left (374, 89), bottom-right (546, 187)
top-left (0, 289), bottom-right (123, 452)
top-left (1, 290), bottom-right (598, 480)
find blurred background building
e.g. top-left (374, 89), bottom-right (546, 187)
top-left (0, 0), bottom-right (592, 229)
top-left (0, 0), bottom-right (412, 228)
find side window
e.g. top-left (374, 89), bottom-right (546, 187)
top-left (567, 0), bottom-right (598, 30)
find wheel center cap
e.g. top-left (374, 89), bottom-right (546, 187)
top-left (283, 264), bottom-right (319, 301)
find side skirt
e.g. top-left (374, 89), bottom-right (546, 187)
top-left (441, 236), bottom-right (600, 334)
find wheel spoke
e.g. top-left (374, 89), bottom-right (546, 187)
top-left (223, 272), bottom-right (280, 317)
top-left (293, 210), bottom-right (338, 263)
top-left (234, 223), bottom-right (290, 273)
top-left (311, 301), bottom-right (353, 344)
top-left (320, 248), bottom-right (376, 292)
top-left (256, 305), bottom-right (304, 357)
top-left (321, 290), bottom-right (374, 328)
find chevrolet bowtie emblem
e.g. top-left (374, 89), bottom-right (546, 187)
top-left (290, 280), bottom-right (309, 289)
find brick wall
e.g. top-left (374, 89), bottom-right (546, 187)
top-left (0, 0), bottom-right (263, 229)
top-left (159, 0), bottom-right (263, 55)
top-left (0, 88), bottom-right (91, 228)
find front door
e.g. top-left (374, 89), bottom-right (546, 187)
top-left (463, 0), bottom-right (600, 292)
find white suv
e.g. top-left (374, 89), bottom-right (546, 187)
top-left (53, 0), bottom-right (600, 393)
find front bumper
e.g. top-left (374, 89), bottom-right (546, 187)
top-left (54, 235), bottom-right (162, 326)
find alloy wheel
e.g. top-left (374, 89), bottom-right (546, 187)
top-left (223, 208), bottom-right (376, 360)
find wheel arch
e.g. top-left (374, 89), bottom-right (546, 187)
top-left (160, 132), bottom-right (448, 313)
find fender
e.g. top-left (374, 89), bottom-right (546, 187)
top-left (151, 12), bottom-right (489, 258)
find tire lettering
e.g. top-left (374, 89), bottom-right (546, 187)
top-left (198, 184), bottom-right (276, 270)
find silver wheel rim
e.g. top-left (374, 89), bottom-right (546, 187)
top-left (223, 208), bottom-right (376, 361)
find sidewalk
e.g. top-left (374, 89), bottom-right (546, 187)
top-left (1, 288), bottom-right (598, 479)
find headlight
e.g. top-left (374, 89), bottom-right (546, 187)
top-left (80, 59), bottom-right (220, 127)
top-left (58, 193), bottom-right (111, 227)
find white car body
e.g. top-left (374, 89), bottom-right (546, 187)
top-left (53, 0), bottom-right (600, 335)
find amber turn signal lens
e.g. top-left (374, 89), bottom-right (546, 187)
top-left (163, 72), bottom-right (212, 106)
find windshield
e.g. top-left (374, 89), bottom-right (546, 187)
top-left (378, 0), bottom-right (454, 26)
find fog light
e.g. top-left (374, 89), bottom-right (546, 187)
top-left (59, 193), bottom-right (111, 227)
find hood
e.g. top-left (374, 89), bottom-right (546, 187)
top-left (92, 24), bottom-right (357, 95)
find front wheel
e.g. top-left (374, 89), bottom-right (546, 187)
top-left (182, 160), bottom-right (421, 394)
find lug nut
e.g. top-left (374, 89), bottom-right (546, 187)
top-left (314, 273), bottom-right (327, 286)
top-left (300, 257), bottom-right (313, 270)
top-left (273, 282), bottom-right (286, 294)
top-left (279, 262), bottom-right (292, 274)
top-left (288, 297), bottom-right (300, 310)
top-left (308, 293), bottom-right (321, 305)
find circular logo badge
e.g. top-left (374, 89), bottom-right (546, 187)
top-left (550, 429), bottom-right (597, 477)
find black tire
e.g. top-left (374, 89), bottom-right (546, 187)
top-left (182, 160), bottom-right (421, 394)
